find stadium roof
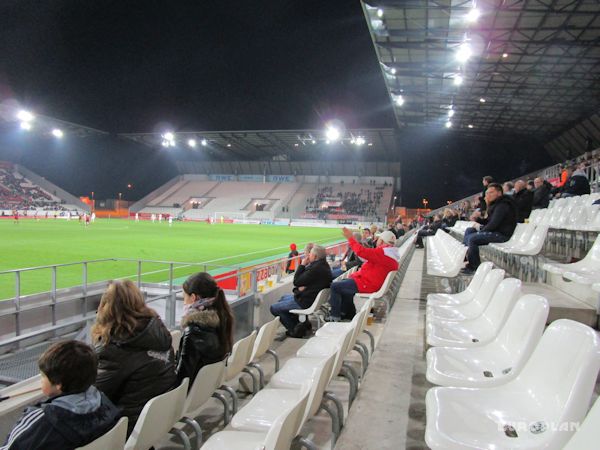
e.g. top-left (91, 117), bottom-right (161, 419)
top-left (361, 0), bottom-right (600, 148)
top-left (118, 128), bottom-right (398, 160)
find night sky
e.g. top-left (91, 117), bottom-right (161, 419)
top-left (0, 0), bottom-right (553, 207)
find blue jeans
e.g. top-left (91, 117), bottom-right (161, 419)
top-left (329, 278), bottom-right (359, 319)
top-left (331, 267), bottom-right (344, 279)
top-left (270, 294), bottom-right (301, 331)
top-left (463, 228), bottom-right (509, 269)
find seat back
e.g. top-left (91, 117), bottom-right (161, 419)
top-left (582, 233), bottom-right (600, 266)
top-left (502, 223), bottom-right (527, 245)
top-left (563, 396), bottom-right (600, 450)
top-left (479, 278), bottom-right (522, 332)
top-left (305, 352), bottom-right (337, 419)
top-left (124, 378), bottom-right (189, 450)
top-left (76, 417), bottom-right (128, 450)
top-left (493, 295), bottom-right (549, 376)
top-left (170, 329), bottom-right (182, 355)
top-left (511, 320), bottom-right (600, 443)
top-left (464, 262), bottom-right (493, 296)
top-left (183, 360), bottom-right (226, 416)
top-left (372, 271), bottom-right (396, 299)
top-left (250, 317), bottom-right (280, 361)
top-left (470, 269), bottom-right (505, 306)
top-left (301, 288), bottom-right (330, 314)
top-left (224, 330), bottom-right (257, 381)
top-left (522, 225), bottom-right (548, 253)
top-left (264, 383), bottom-right (311, 450)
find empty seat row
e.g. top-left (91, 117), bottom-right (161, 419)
top-left (425, 229), bottom-right (468, 277)
top-left (424, 262), bottom-right (600, 449)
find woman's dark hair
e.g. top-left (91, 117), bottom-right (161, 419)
top-left (183, 272), bottom-right (234, 353)
top-left (39, 340), bottom-right (97, 394)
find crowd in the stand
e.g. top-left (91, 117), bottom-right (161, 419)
top-left (413, 161), bottom-right (594, 275)
top-left (0, 167), bottom-right (66, 211)
top-left (305, 185), bottom-right (386, 218)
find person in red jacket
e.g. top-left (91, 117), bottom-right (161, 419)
top-left (327, 228), bottom-right (399, 321)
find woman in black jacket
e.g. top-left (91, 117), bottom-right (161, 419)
top-left (175, 272), bottom-right (234, 387)
top-left (92, 280), bottom-right (177, 435)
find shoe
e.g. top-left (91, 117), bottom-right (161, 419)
top-left (287, 327), bottom-right (308, 339)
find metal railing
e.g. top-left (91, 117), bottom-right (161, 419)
top-left (0, 240), bottom-right (348, 347)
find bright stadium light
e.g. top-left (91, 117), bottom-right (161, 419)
top-left (325, 139), bottom-right (331, 145)
top-left (502, 52), bottom-right (509, 58)
top-left (445, 121), bottom-right (452, 128)
top-left (311, 139), bottom-right (316, 144)
top-left (163, 132), bottom-right (174, 141)
top-left (390, 67), bottom-right (396, 75)
top-left (226, 143), bottom-right (232, 147)
top-left (20, 121), bottom-right (32, 131)
top-left (17, 110), bottom-right (34, 122)
top-left (52, 128), bottom-right (63, 138)
top-left (456, 43), bottom-right (472, 63)
top-left (479, 97), bottom-right (486, 103)
top-left (377, 8), bottom-right (384, 18)
top-left (448, 109), bottom-right (455, 118)
top-left (466, 8), bottom-right (480, 22)
top-left (454, 74), bottom-right (464, 86)
top-left (187, 139), bottom-right (197, 148)
top-left (325, 126), bottom-right (341, 142)
top-left (355, 136), bottom-right (366, 146)
top-left (395, 95), bottom-right (405, 106)
top-left (201, 138), bottom-right (208, 146)
top-left (468, 124), bottom-right (474, 128)
top-left (161, 140), bottom-right (170, 148)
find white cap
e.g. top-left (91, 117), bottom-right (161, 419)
top-left (378, 230), bottom-right (396, 244)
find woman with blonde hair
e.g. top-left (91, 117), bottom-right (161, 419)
top-left (93, 279), bottom-right (176, 435)
top-left (175, 272), bottom-right (234, 386)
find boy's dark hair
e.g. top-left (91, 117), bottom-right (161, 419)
top-left (486, 182), bottom-right (504, 194)
top-left (38, 340), bottom-right (97, 394)
top-left (483, 175), bottom-right (494, 184)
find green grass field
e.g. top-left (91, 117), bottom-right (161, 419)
top-left (0, 219), bottom-right (343, 300)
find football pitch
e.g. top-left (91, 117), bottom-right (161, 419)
top-left (0, 219), bottom-right (343, 300)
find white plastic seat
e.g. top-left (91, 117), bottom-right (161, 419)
top-left (543, 234), bottom-right (600, 284)
top-left (124, 378), bottom-right (190, 450)
top-left (562, 396), bottom-right (600, 449)
top-left (76, 417), bottom-right (128, 450)
top-left (201, 383), bottom-right (310, 450)
top-left (174, 360), bottom-right (226, 445)
top-left (290, 288), bottom-right (330, 329)
top-left (426, 229), bottom-right (468, 277)
top-left (426, 269), bottom-right (505, 322)
top-left (353, 271), bottom-right (396, 316)
top-left (229, 353), bottom-right (337, 447)
top-left (427, 262), bottom-right (493, 307)
top-left (426, 295), bottom-right (549, 387)
top-left (498, 225), bottom-right (549, 255)
top-left (247, 317), bottom-right (281, 388)
top-left (426, 278), bottom-right (522, 347)
top-left (425, 320), bottom-right (600, 450)
top-left (488, 223), bottom-right (529, 250)
top-left (218, 330), bottom-right (258, 417)
top-left (170, 329), bottom-right (182, 354)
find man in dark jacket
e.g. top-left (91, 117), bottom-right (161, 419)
top-left (462, 183), bottom-right (517, 273)
top-left (513, 180), bottom-right (533, 222)
top-left (532, 177), bottom-right (552, 209)
top-left (270, 245), bottom-right (332, 337)
top-left (2, 341), bottom-right (119, 450)
top-left (560, 165), bottom-right (590, 197)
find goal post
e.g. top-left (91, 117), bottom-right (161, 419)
top-left (212, 211), bottom-right (249, 223)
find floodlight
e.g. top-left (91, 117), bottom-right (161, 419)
top-left (466, 8), bottom-right (480, 22)
top-left (52, 128), bottom-right (63, 138)
top-left (454, 75), bottom-right (464, 86)
top-left (390, 67), bottom-right (396, 75)
top-left (356, 136), bottom-right (366, 146)
top-left (367, 142), bottom-right (373, 146)
top-left (468, 124), bottom-right (474, 128)
top-left (395, 95), bottom-right (405, 106)
top-left (448, 109), bottom-right (455, 118)
top-left (226, 143), bottom-right (232, 147)
top-left (17, 110), bottom-right (34, 122)
top-left (325, 140), bottom-right (331, 145)
top-left (445, 121), bottom-right (452, 128)
top-left (188, 139), bottom-right (197, 148)
top-left (456, 43), bottom-right (472, 63)
top-left (325, 126), bottom-right (340, 142)
top-left (311, 140), bottom-right (316, 144)
top-left (377, 8), bottom-right (384, 18)
top-left (201, 139), bottom-right (208, 146)
top-left (350, 138), bottom-right (356, 144)
top-left (479, 98), bottom-right (486, 103)
top-left (163, 132), bottom-right (174, 141)
top-left (161, 140), bottom-right (170, 148)
top-left (20, 121), bottom-right (32, 131)
top-left (502, 53), bottom-right (509, 58)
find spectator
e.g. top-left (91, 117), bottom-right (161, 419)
top-left (463, 183), bottom-right (517, 274)
top-left (332, 232), bottom-right (364, 278)
top-left (527, 179), bottom-right (535, 191)
top-left (560, 164), bottom-right (590, 197)
top-left (285, 243), bottom-right (299, 274)
top-left (478, 176), bottom-right (494, 212)
top-left (327, 228), bottom-right (399, 322)
top-left (415, 214), bottom-right (443, 248)
top-left (513, 179), bottom-right (533, 222)
top-left (502, 181), bottom-right (515, 196)
top-left (93, 280), bottom-right (176, 435)
top-left (1, 341), bottom-right (119, 450)
top-left (175, 273), bottom-right (234, 387)
top-left (270, 245), bottom-right (332, 338)
top-left (361, 228), bottom-right (374, 247)
top-left (532, 177), bottom-right (552, 209)
top-left (441, 208), bottom-right (458, 231)
top-left (394, 221), bottom-right (406, 238)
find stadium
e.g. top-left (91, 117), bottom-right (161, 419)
top-left (1, 1), bottom-right (600, 449)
